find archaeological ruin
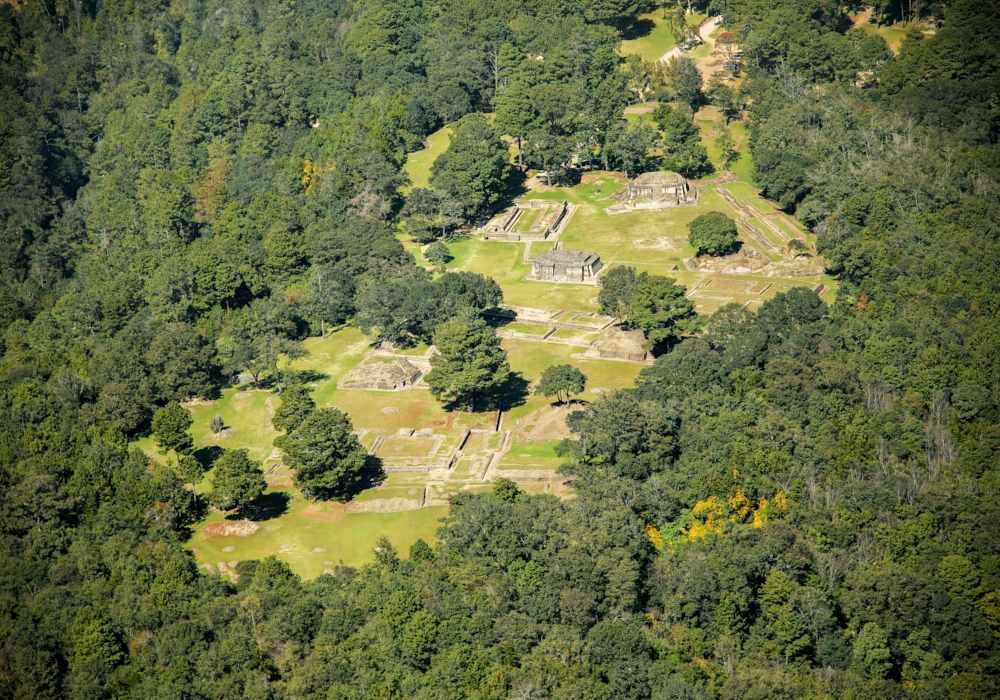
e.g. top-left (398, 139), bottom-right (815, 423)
top-left (480, 200), bottom-right (575, 241)
top-left (339, 357), bottom-right (423, 391)
top-left (605, 171), bottom-right (698, 214)
top-left (529, 249), bottom-right (603, 283)
top-left (582, 324), bottom-right (650, 362)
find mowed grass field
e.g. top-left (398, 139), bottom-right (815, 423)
top-left (404, 126), bottom-right (452, 191)
top-left (618, 12), bottom-right (677, 61)
top-left (190, 502), bottom-right (447, 578)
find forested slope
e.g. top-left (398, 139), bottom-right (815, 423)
top-left (1, 0), bottom-right (999, 698)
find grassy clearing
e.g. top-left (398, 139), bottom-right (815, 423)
top-left (618, 12), bottom-right (677, 62)
top-left (498, 437), bottom-right (564, 470)
top-left (501, 337), bottom-right (640, 423)
top-left (445, 235), bottom-right (599, 310)
top-left (403, 126), bottom-right (452, 191)
top-left (189, 503), bottom-right (446, 578)
top-left (557, 183), bottom-right (731, 267)
top-left (854, 16), bottom-right (910, 53)
top-left (504, 321), bottom-right (550, 335)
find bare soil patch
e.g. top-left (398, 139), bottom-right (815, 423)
top-left (694, 106), bottom-right (722, 122)
top-left (202, 520), bottom-right (261, 537)
top-left (381, 406), bottom-right (400, 414)
top-left (514, 402), bottom-right (583, 443)
top-left (346, 497), bottom-right (423, 514)
top-left (302, 501), bottom-right (347, 521)
top-left (182, 397), bottom-right (217, 407)
top-left (211, 428), bottom-right (235, 442)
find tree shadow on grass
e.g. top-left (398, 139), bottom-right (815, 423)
top-left (194, 445), bottom-right (224, 469)
top-left (621, 17), bottom-right (656, 42)
top-left (246, 491), bottom-right (290, 522)
top-left (491, 371), bottom-right (530, 413)
top-left (295, 370), bottom-right (329, 384)
top-left (354, 456), bottom-right (387, 495)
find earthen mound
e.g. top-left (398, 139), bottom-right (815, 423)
top-left (684, 246), bottom-right (772, 274)
top-left (202, 520), bottom-right (260, 537)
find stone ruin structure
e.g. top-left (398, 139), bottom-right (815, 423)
top-left (605, 171), bottom-right (698, 214)
top-left (480, 200), bottom-right (572, 241)
top-left (340, 357), bottom-right (422, 391)
top-left (530, 250), bottom-right (602, 283)
top-left (684, 244), bottom-right (772, 274)
top-left (582, 325), bottom-right (650, 362)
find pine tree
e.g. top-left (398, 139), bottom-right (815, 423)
top-left (425, 315), bottom-right (510, 412)
top-left (272, 385), bottom-right (315, 434)
top-left (152, 402), bottom-right (194, 456)
top-left (280, 408), bottom-right (367, 499)
top-left (210, 448), bottom-right (266, 515)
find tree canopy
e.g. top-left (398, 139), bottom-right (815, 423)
top-left (688, 211), bottom-right (739, 256)
top-left (1, 1), bottom-right (1000, 698)
top-left (279, 407), bottom-right (368, 499)
top-left (425, 315), bottom-right (510, 412)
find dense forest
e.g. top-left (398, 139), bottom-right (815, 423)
top-left (2, 0), bottom-right (999, 698)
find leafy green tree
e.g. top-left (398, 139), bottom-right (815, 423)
top-left (302, 265), bottom-right (355, 338)
top-left (97, 382), bottom-right (151, 436)
top-left (146, 322), bottom-right (216, 402)
top-left (423, 241), bottom-right (453, 268)
top-left (706, 76), bottom-right (741, 124)
top-left (938, 555), bottom-right (983, 603)
top-left (280, 408), bottom-right (367, 499)
top-left (152, 402), bottom-right (194, 457)
top-left (71, 608), bottom-right (125, 671)
top-left (272, 385), bottom-right (316, 434)
top-left (654, 103), bottom-right (711, 177)
top-left (605, 121), bottom-right (657, 179)
top-left (176, 453), bottom-right (206, 507)
top-left (425, 315), bottom-right (510, 412)
top-left (665, 56), bottom-right (702, 110)
top-left (522, 128), bottom-right (574, 186)
top-left (583, 0), bottom-right (644, 26)
top-left (210, 448), bottom-right (266, 515)
top-left (715, 125), bottom-right (738, 168)
top-left (402, 610), bottom-right (439, 668)
top-left (631, 272), bottom-right (699, 352)
top-left (410, 538), bottom-right (434, 562)
top-left (598, 265), bottom-right (639, 322)
top-left (492, 478), bottom-right (521, 503)
top-left (688, 211), bottom-right (739, 256)
top-left (493, 81), bottom-right (538, 168)
top-left (401, 188), bottom-right (463, 243)
top-left (564, 390), bottom-right (678, 479)
top-left (430, 113), bottom-right (510, 217)
top-left (535, 365), bottom-right (587, 404)
top-left (852, 622), bottom-right (892, 679)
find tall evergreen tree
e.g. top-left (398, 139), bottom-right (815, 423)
top-left (211, 448), bottom-right (266, 515)
top-left (425, 315), bottom-right (510, 412)
top-left (280, 408), bottom-right (367, 499)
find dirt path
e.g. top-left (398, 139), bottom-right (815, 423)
top-left (657, 16), bottom-right (724, 87)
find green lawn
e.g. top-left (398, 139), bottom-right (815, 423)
top-left (404, 126), bottom-right (452, 191)
top-left (189, 502), bottom-right (446, 578)
top-left (498, 437), bottom-right (564, 470)
top-left (618, 12), bottom-right (677, 62)
top-left (501, 337), bottom-right (641, 422)
top-left (855, 17), bottom-right (910, 53)
top-left (445, 235), bottom-right (599, 311)
top-left (557, 184), bottom-right (730, 267)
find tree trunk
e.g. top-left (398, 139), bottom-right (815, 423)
top-left (518, 137), bottom-right (523, 168)
top-left (321, 318), bottom-right (326, 339)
